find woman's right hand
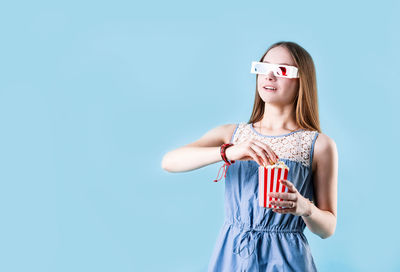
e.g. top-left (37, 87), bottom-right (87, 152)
top-left (225, 139), bottom-right (279, 166)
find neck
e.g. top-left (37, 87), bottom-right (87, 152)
top-left (258, 104), bottom-right (298, 131)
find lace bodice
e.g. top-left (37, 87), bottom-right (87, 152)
top-left (231, 122), bottom-right (319, 168)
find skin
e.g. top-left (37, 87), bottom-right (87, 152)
top-left (255, 46), bottom-right (338, 239)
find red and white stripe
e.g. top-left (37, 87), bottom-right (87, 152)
top-left (258, 166), bottom-right (289, 208)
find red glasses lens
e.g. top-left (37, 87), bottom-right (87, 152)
top-left (277, 66), bottom-right (287, 76)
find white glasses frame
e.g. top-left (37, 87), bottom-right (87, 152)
top-left (250, 61), bottom-right (299, 78)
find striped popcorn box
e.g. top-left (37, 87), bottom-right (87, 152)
top-left (258, 161), bottom-right (290, 209)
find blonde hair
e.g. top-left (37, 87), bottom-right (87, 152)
top-left (248, 41), bottom-right (321, 133)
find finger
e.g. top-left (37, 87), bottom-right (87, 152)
top-left (280, 179), bottom-right (298, 193)
top-left (253, 141), bottom-right (278, 163)
top-left (273, 208), bottom-right (294, 213)
top-left (270, 200), bottom-right (296, 208)
top-left (258, 141), bottom-right (279, 161)
top-left (268, 192), bottom-right (297, 201)
top-left (252, 141), bottom-right (278, 163)
top-left (247, 149), bottom-right (264, 166)
top-left (249, 144), bottom-right (270, 166)
top-left (263, 143), bottom-right (279, 161)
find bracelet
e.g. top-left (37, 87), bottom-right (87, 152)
top-left (220, 143), bottom-right (235, 165)
top-left (213, 143), bottom-right (235, 183)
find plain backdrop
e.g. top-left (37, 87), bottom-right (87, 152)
top-left (0, 0), bottom-right (399, 271)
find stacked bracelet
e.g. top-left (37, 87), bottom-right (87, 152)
top-left (220, 143), bottom-right (235, 165)
top-left (213, 143), bottom-right (235, 182)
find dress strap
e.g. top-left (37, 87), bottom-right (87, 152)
top-left (309, 132), bottom-right (319, 169)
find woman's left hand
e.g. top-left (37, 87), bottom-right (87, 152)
top-left (269, 179), bottom-right (312, 217)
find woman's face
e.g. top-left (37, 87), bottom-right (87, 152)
top-left (257, 46), bottom-right (299, 106)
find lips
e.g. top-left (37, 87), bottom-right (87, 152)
top-left (263, 85), bottom-right (277, 91)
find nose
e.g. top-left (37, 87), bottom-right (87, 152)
top-left (264, 71), bottom-right (276, 81)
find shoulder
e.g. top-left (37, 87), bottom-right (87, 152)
top-left (221, 123), bottom-right (240, 143)
top-left (313, 132), bottom-right (338, 168)
top-left (184, 123), bottom-right (239, 148)
top-left (314, 132), bottom-right (337, 151)
top-left (203, 123), bottom-right (239, 144)
top-left (210, 122), bottom-right (249, 144)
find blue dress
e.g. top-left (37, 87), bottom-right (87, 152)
top-left (208, 122), bottom-right (319, 272)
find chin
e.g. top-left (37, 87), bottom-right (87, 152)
top-left (259, 96), bottom-right (284, 105)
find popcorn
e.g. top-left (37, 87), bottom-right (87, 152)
top-left (258, 160), bottom-right (290, 209)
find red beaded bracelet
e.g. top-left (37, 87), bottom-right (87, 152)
top-left (220, 143), bottom-right (235, 165)
top-left (213, 143), bottom-right (235, 182)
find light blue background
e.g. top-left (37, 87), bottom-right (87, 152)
top-left (0, 1), bottom-right (399, 271)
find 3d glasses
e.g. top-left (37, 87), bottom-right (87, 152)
top-left (250, 61), bottom-right (299, 78)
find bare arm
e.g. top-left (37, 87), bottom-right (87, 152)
top-left (302, 133), bottom-right (338, 239)
top-left (161, 124), bottom-right (237, 173)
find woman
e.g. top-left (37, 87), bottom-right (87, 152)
top-left (162, 41), bottom-right (338, 271)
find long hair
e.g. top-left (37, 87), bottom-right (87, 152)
top-left (248, 41), bottom-right (321, 133)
